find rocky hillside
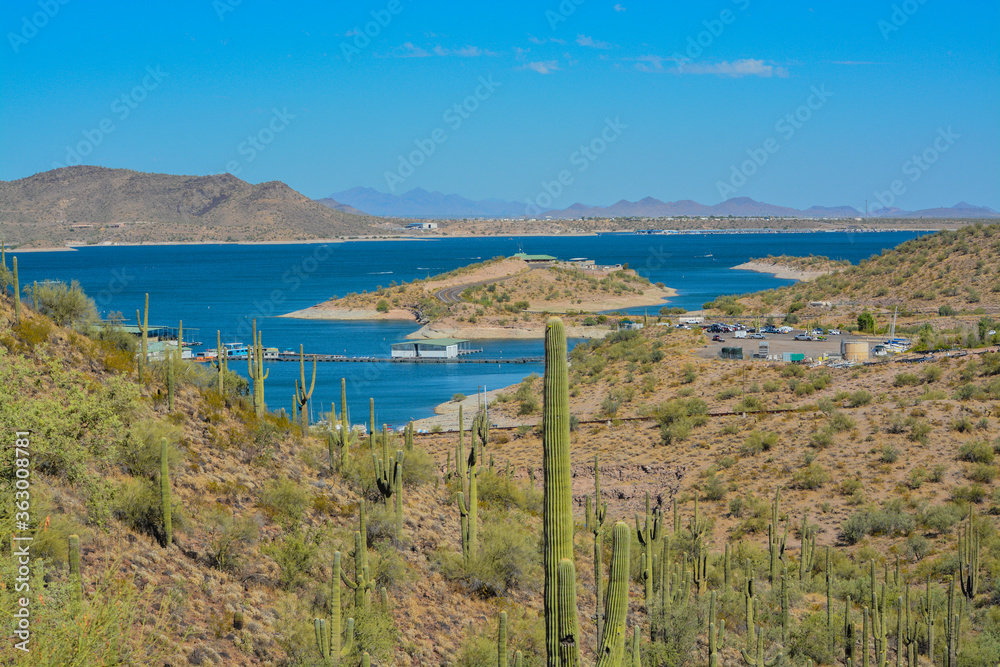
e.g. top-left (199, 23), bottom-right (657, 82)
top-left (0, 167), bottom-right (384, 247)
top-left (1, 270), bottom-right (998, 666)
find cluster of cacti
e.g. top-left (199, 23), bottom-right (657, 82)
top-left (372, 425), bottom-right (404, 540)
top-left (328, 378), bottom-right (357, 471)
top-left (136, 293), bottom-right (149, 382)
top-left (247, 318), bottom-right (269, 417)
top-left (315, 550), bottom-right (355, 665)
top-left (160, 437), bottom-right (172, 546)
top-left (867, 561), bottom-right (889, 667)
top-left (945, 573), bottom-right (960, 667)
top-left (295, 345), bottom-right (317, 431)
top-left (651, 538), bottom-right (690, 642)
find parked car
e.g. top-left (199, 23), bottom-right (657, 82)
top-left (749, 333), bottom-right (767, 339)
top-left (793, 334), bottom-right (812, 341)
top-left (828, 329), bottom-right (842, 335)
top-left (712, 335), bottom-right (725, 342)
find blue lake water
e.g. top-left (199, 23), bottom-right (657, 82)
top-left (10, 231), bottom-right (924, 426)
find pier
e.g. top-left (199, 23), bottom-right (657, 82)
top-left (197, 352), bottom-right (542, 365)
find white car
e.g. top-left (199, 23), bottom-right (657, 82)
top-left (828, 329), bottom-right (842, 335)
top-left (793, 334), bottom-right (812, 341)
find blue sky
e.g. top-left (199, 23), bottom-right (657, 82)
top-left (1, 0), bottom-right (997, 210)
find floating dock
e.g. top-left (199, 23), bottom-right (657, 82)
top-left (196, 352), bottom-right (541, 364)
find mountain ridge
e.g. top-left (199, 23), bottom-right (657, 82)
top-left (326, 186), bottom-right (998, 220)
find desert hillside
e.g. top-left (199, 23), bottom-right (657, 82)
top-left (0, 166), bottom-right (384, 248)
top-left (0, 238), bottom-right (998, 666)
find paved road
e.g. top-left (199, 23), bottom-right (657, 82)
top-left (434, 271), bottom-right (530, 304)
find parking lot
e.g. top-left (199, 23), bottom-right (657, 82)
top-left (696, 327), bottom-right (848, 360)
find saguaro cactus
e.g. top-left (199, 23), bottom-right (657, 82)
top-left (635, 492), bottom-right (661, 606)
top-left (247, 319), bottom-right (269, 417)
top-left (457, 405), bottom-right (478, 566)
top-left (341, 502), bottom-right (374, 610)
top-left (958, 508), bottom-right (980, 601)
top-left (498, 611), bottom-right (509, 667)
top-left (167, 355), bottom-right (175, 411)
top-left (768, 488), bottom-right (787, 584)
top-left (212, 330), bottom-right (226, 394)
top-left (12, 256), bottom-right (19, 323)
top-left (317, 550), bottom-right (355, 665)
top-left (68, 534), bottom-right (82, 610)
top-left (587, 454), bottom-right (609, 647)
top-left (542, 318), bottom-right (576, 667)
top-left (373, 426), bottom-right (404, 540)
top-left (330, 378), bottom-right (357, 471)
top-left (295, 345), bottom-right (317, 431)
top-left (136, 293), bottom-right (149, 382)
top-left (799, 512), bottom-right (816, 581)
top-left (708, 591), bottom-right (726, 667)
top-left (742, 626), bottom-right (780, 667)
top-left (557, 559), bottom-right (581, 666)
top-left (160, 437), bottom-right (172, 546)
top-left (596, 521), bottom-right (631, 667)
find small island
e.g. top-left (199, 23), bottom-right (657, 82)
top-left (732, 254), bottom-right (850, 282)
top-left (283, 253), bottom-right (676, 339)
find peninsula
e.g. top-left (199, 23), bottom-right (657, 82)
top-left (282, 254), bottom-right (675, 339)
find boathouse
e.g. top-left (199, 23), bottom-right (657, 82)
top-left (391, 338), bottom-right (470, 359)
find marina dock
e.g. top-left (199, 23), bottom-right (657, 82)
top-left (196, 351), bottom-right (541, 364)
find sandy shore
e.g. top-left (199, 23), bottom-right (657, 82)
top-left (731, 261), bottom-right (834, 282)
top-left (406, 322), bottom-right (613, 340)
top-left (411, 388), bottom-right (526, 432)
top-left (280, 307), bottom-right (416, 321)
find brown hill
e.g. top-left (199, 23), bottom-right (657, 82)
top-left (0, 166), bottom-right (383, 247)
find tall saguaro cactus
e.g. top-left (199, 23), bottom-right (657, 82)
top-left (457, 404), bottom-right (478, 566)
top-left (542, 318), bottom-right (576, 667)
top-left (247, 319), bottom-right (269, 417)
top-left (498, 611), bottom-right (509, 667)
top-left (587, 454), bottom-right (609, 647)
top-left (595, 521), bottom-right (631, 667)
top-left (160, 437), bottom-right (172, 546)
top-left (295, 345), bottom-right (318, 431)
top-left (12, 256), bottom-right (20, 323)
top-left (958, 508), bottom-right (980, 601)
top-left (635, 492), bottom-right (661, 607)
top-left (136, 293), bottom-right (149, 382)
top-left (316, 550), bottom-right (355, 665)
top-left (68, 534), bottom-right (82, 610)
top-left (330, 378), bottom-right (357, 471)
top-left (213, 330), bottom-right (227, 395)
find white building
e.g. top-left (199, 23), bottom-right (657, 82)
top-left (406, 222), bottom-right (438, 230)
top-left (391, 338), bottom-right (469, 359)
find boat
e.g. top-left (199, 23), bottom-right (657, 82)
top-left (223, 342), bottom-right (248, 359)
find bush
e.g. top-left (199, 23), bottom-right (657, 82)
top-left (792, 463), bottom-right (829, 489)
top-left (810, 428), bottom-right (834, 449)
top-left (436, 516), bottom-right (541, 598)
top-left (204, 505), bottom-right (258, 572)
top-left (741, 430), bottom-right (778, 456)
top-left (121, 419), bottom-right (183, 479)
top-left (847, 390), bottom-right (873, 407)
top-left (967, 463), bottom-right (998, 484)
top-left (919, 503), bottom-right (964, 533)
top-left (654, 397), bottom-right (707, 445)
top-left (702, 473), bottom-right (727, 501)
top-left (262, 528), bottom-right (320, 589)
top-left (29, 279), bottom-right (98, 327)
top-left (880, 445), bottom-right (900, 464)
top-left (112, 477), bottom-right (181, 545)
top-left (841, 504), bottom-right (915, 544)
top-left (959, 441), bottom-right (995, 464)
top-left (258, 477), bottom-right (311, 527)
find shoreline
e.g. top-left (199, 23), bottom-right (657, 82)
top-left (731, 260), bottom-right (836, 282)
top-left (3, 224), bottom-right (949, 253)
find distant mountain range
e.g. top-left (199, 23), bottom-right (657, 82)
top-left (323, 187), bottom-right (1000, 220)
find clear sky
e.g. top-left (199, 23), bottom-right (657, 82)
top-left (1, 0), bottom-right (997, 210)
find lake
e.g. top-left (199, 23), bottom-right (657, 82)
top-left (9, 231), bottom-right (924, 426)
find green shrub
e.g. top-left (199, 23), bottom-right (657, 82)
top-left (121, 419), bottom-right (183, 478)
top-left (810, 428), bottom-right (834, 449)
top-left (880, 445), bottom-right (900, 464)
top-left (258, 477), bottom-right (311, 527)
top-left (919, 503), bottom-right (964, 533)
top-left (967, 463), bottom-right (998, 484)
top-left (702, 473), bottom-right (727, 501)
top-left (792, 463), bottom-right (829, 489)
top-left (401, 445), bottom-right (438, 488)
top-left (204, 505), bottom-right (258, 572)
top-left (436, 515), bottom-right (541, 598)
top-left (848, 390), bottom-right (873, 407)
top-left (841, 504), bottom-right (915, 544)
top-left (262, 528), bottom-right (320, 589)
top-left (959, 441), bottom-right (995, 464)
top-left (741, 430), bottom-right (779, 456)
top-left (30, 279), bottom-right (98, 327)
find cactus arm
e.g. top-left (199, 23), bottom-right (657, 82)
top-left (595, 522), bottom-right (630, 667)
